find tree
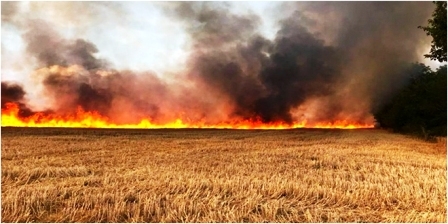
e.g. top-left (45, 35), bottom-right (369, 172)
top-left (419, 1), bottom-right (447, 62)
top-left (374, 64), bottom-right (447, 138)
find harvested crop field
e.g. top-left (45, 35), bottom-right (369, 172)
top-left (1, 127), bottom-right (446, 222)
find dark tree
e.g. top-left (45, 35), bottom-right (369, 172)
top-left (374, 64), bottom-right (447, 138)
top-left (419, 1), bottom-right (447, 62)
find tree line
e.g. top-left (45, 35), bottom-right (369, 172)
top-left (374, 1), bottom-right (447, 139)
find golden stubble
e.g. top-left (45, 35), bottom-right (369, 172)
top-left (1, 128), bottom-right (446, 222)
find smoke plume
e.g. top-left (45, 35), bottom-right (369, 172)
top-left (1, 2), bottom-right (436, 125)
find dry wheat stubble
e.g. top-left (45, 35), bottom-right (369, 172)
top-left (1, 127), bottom-right (446, 222)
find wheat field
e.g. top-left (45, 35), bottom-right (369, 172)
top-left (1, 127), bottom-right (446, 222)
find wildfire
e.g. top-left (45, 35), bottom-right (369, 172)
top-left (1, 103), bottom-right (374, 129)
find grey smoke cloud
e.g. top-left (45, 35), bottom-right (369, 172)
top-left (168, 2), bottom-right (434, 123)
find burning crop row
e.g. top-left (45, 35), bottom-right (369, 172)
top-left (1, 102), bottom-right (373, 129)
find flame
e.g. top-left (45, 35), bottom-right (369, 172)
top-left (1, 103), bottom-right (374, 129)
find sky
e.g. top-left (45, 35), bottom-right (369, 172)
top-left (1, 1), bottom-right (445, 125)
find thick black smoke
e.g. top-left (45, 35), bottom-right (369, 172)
top-left (1, 82), bottom-right (26, 108)
top-left (253, 14), bottom-right (342, 123)
top-left (168, 3), bottom-right (343, 123)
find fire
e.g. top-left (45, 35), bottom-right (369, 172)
top-left (1, 103), bottom-right (374, 129)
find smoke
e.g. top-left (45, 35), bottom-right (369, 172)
top-left (300, 2), bottom-right (435, 113)
top-left (253, 13), bottom-right (342, 123)
top-left (1, 1), bottom-right (17, 24)
top-left (9, 22), bottom-right (155, 122)
top-left (1, 82), bottom-right (38, 117)
top-left (18, 24), bottom-right (228, 124)
top-left (1, 82), bottom-right (26, 108)
top-left (23, 20), bottom-right (107, 70)
top-left (1, 2), bottom-right (436, 125)
top-left (168, 2), bottom-right (434, 124)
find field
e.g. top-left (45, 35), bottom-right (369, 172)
top-left (1, 127), bottom-right (446, 222)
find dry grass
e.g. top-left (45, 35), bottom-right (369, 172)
top-left (1, 127), bottom-right (446, 222)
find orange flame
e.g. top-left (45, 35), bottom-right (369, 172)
top-left (1, 103), bottom-right (374, 129)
